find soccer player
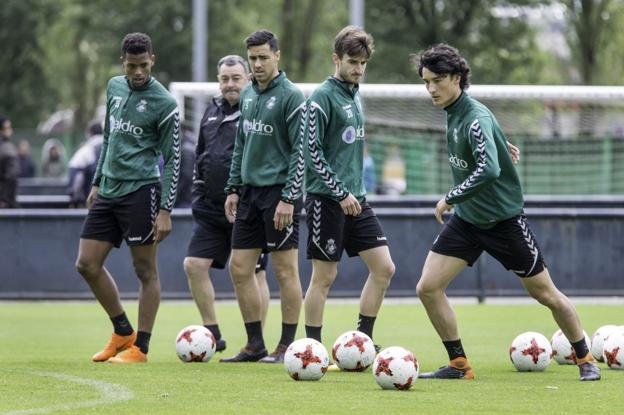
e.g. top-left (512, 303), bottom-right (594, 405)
top-left (303, 26), bottom-right (395, 350)
top-left (220, 30), bottom-right (305, 363)
top-left (75, 33), bottom-right (180, 363)
top-left (183, 55), bottom-right (270, 352)
top-left (413, 43), bottom-right (600, 381)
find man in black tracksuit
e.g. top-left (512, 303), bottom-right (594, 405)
top-left (183, 55), bottom-right (269, 353)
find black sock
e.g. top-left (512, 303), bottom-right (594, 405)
top-left (204, 324), bottom-right (221, 341)
top-left (305, 325), bottom-right (322, 343)
top-left (571, 337), bottom-right (590, 361)
top-left (135, 331), bottom-right (151, 354)
top-left (357, 314), bottom-right (377, 340)
top-left (443, 339), bottom-right (466, 361)
top-left (244, 321), bottom-right (265, 351)
top-left (278, 323), bottom-right (298, 346)
top-left (110, 312), bottom-right (133, 336)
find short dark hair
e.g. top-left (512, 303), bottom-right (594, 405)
top-left (0, 117), bottom-right (8, 129)
top-left (217, 55), bottom-right (250, 73)
top-left (413, 43), bottom-right (471, 90)
top-left (245, 30), bottom-right (279, 52)
top-left (334, 26), bottom-right (374, 59)
top-left (121, 32), bottom-right (153, 56)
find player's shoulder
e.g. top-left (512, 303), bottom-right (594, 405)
top-left (106, 76), bottom-right (127, 91)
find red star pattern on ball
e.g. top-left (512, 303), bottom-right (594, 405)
top-left (522, 338), bottom-right (546, 364)
top-left (403, 353), bottom-right (418, 370)
top-left (176, 329), bottom-right (196, 344)
top-left (375, 356), bottom-right (393, 376)
top-left (394, 376), bottom-right (413, 391)
top-left (295, 345), bottom-right (322, 369)
top-left (604, 346), bottom-right (621, 367)
top-left (332, 343), bottom-right (340, 364)
top-left (189, 351), bottom-right (206, 362)
top-left (344, 333), bottom-right (369, 353)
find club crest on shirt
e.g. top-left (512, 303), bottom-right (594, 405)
top-left (266, 96), bottom-right (276, 109)
top-left (325, 239), bottom-right (337, 255)
top-left (136, 99), bottom-right (147, 113)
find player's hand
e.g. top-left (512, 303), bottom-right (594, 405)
top-left (434, 197), bottom-right (453, 224)
top-left (86, 186), bottom-right (99, 209)
top-left (506, 140), bottom-right (520, 164)
top-left (339, 193), bottom-right (362, 216)
top-left (274, 200), bottom-right (294, 231)
top-left (153, 209), bottom-right (172, 243)
top-left (225, 194), bottom-right (239, 224)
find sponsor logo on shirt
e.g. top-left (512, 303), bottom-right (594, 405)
top-left (449, 154), bottom-right (469, 170)
top-left (243, 118), bottom-right (274, 136)
top-left (341, 125), bottom-right (365, 144)
top-left (110, 115), bottom-right (144, 137)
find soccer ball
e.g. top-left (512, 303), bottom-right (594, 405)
top-left (509, 332), bottom-right (552, 372)
top-left (602, 330), bottom-right (624, 370)
top-left (175, 325), bottom-right (216, 363)
top-left (331, 330), bottom-right (376, 371)
top-left (591, 325), bottom-right (619, 362)
top-left (284, 338), bottom-right (330, 381)
top-left (550, 329), bottom-right (590, 365)
top-left (372, 346), bottom-right (419, 391)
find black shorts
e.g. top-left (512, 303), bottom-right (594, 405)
top-left (187, 211), bottom-right (268, 272)
top-left (80, 183), bottom-right (160, 248)
top-left (305, 194), bottom-right (388, 261)
top-left (231, 185), bottom-right (301, 251)
top-left (431, 213), bottom-right (546, 277)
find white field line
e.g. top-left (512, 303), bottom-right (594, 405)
top-left (1, 370), bottom-right (133, 415)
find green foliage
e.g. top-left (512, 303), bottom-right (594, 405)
top-left (1, 302), bottom-right (623, 414)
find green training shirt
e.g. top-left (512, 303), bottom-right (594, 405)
top-left (444, 92), bottom-right (523, 228)
top-left (304, 77), bottom-right (366, 202)
top-left (93, 76), bottom-right (180, 211)
top-left (226, 71), bottom-right (306, 203)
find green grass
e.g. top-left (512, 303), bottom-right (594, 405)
top-left (1, 301), bottom-right (623, 414)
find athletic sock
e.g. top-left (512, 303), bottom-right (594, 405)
top-left (357, 314), bottom-right (377, 340)
top-left (571, 337), bottom-right (590, 361)
top-left (278, 323), bottom-right (298, 346)
top-left (135, 331), bottom-right (151, 354)
top-left (443, 339), bottom-right (467, 361)
top-left (244, 321), bottom-right (265, 351)
top-left (204, 324), bottom-right (222, 341)
top-left (110, 312), bottom-right (134, 336)
top-left (305, 325), bottom-right (322, 343)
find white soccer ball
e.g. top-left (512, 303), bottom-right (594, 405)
top-left (509, 332), bottom-right (552, 372)
top-left (551, 329), bottom-right (590, 365)
top-left (284, 338), bottom-right (330, 381)
top-left (331, 330), bottom-right (376, 371)
top-left (591, 325), bottom-right (619, 362)
top-left (602, 331), bottom-right (624, 370)
top-left (175, 325), bottom-right (216, 363)
top-left (372, 346), bottom-right (419, 391)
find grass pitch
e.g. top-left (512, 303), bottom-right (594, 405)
top-left (1, 301), bottom-right (623, 415)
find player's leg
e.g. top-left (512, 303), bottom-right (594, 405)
top-left (416, 251), bottom-right (473, 379)
top-left (358, 245), bottom-right (395, 344)
top-left (304, 259), bottom-right (339, 342)
top-left (259, 248), bottom-right (302, 363)
top-left (521, 270), bottom-right (600, 381)
top-left (255, 253), bottom-right (270, 327)
top-left (220, 247), bottom-right (268, 362)
top-left (487, 214), bottom-right (599, 381)
top-left (76, 195), bottom-right (136, 362)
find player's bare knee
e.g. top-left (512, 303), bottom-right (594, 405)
top-left (183, 257), bottom-right (204, 278)
top-left (416, 279), bottom-right (437, 300)
top-left (373, 260), bottom-right (395, 285)
top-left (75, 258), bottom-right (99, 280)
top-left (133, 261), bottom-right (157, 284)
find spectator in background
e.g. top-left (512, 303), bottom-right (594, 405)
top-left (0, 116), bottom-right (20, 208)
top-left (17, 139), bottom-right (36, 178)
top-left (363, 144), bottom-right (376, 194)
top-left (67, 120), bottom-right (104, 207)
top-left (41, 138), bottom-right (66, 177)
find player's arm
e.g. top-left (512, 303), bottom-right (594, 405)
top-left (306, 97), bottom-right (360, 216)
top-left (224, 112), bottom-right (245, 223)
top-left (154, 104), bottom-right (181, 242)
top-left (274, 93), bottom-right (306, 230)
top-left (445, 117), bottom-right (501, 206)
top-left (89, 88), bottom-right (112, 209)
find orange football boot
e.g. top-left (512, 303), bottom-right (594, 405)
top-left (107, 345), bottom-right (147, 363)
top-left (92, 332), bottom-right (137, 362)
